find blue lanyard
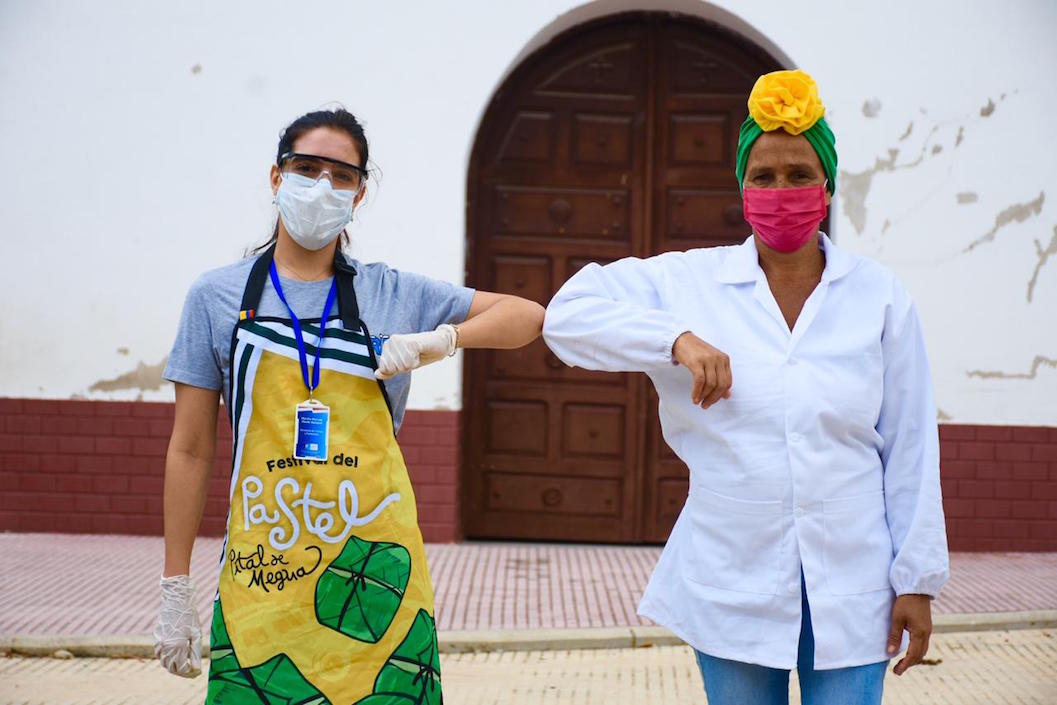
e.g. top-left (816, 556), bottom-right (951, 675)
top-left (268, 261), bottom-right (338, 397)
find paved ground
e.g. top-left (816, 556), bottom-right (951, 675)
top-left (3, 629), bottom-right (1055, 704)
top-left (2, 534), bottom-right (1056, 637)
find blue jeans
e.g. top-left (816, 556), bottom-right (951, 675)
top-left (695, 581), bottom-right (888, 705)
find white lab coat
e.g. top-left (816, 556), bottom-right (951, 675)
top-left (543, 234), bottom-right (949, 670)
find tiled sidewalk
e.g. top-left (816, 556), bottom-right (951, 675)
top-left (5, 630), bottom-right (1057, 705)
top-left (1, 533), bottom-right (1055, 637)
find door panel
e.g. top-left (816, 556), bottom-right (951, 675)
top-left (485, 473), bottom-right (623, 517)
top-left (538, 42), bottom-right (640, 97)
top-left (495, 111), bottom-right (557, 163)
top-left (668, 113), bottom-right (729, 165)
top-left (491, 186), bottom-right (632, 240)
top-left (464, 13), bottom-right (780, 543)
top-left (572, 113), bottom-right (635, 165)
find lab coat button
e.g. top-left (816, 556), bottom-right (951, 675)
top-left (795, 507), bottom-right (805, 518)
top-left (789, 432), bottom-right (802, 443)
top-left (789, 582), bottom-right (800, 594)
top-left (788, 358), bottom-right (798, 366)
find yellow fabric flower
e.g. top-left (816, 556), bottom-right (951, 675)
top-left (747, 69), bottom-right (825, 135)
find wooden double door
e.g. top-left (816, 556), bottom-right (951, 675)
top-left (462, 14), bottom-right (780, 543)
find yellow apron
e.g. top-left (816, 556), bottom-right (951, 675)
top-left (207, 247), bottom-right (442, 704)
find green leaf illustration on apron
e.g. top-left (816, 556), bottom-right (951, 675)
top-left (208, 600), bottom-right (240, 675)
top-left (315, 536), bottom-right (412, 643)
top-left (209, 652), bottom-right (331, 705)
top-left (355, 609), bottom-right (442, 705)
top-left (208, 601), bottom-right (330, 704)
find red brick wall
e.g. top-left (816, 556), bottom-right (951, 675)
top-left (0, 398), bottom-right (460, 543)
top-left (395, 410), bottom-right (460, 542)
top-left (1, 398), bottom-right (1055, 550)
top-left (939, 424), bottom-right (1057, 551)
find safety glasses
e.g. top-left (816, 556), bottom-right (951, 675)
top-left (278, 152), bottom-right (368, 192)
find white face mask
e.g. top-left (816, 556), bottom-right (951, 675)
top-left (276, 172), bottom-right (357, 250)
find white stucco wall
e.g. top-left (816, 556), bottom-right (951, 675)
top-left (2, 0), bottom-right (1054, 425)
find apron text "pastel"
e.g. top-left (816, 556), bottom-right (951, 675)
top-left (242, 474), bottom-right (401, 551)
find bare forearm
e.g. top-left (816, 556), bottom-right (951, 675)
top-left (162, 448), bottom-right (213, 577)
top-left (457, 297), bottom-right (543, 350)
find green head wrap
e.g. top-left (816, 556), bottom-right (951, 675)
top-left (735, 114), bottom-right (837, 195)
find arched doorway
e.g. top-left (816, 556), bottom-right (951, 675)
top-left (462, 12), bottom-right (782, 543)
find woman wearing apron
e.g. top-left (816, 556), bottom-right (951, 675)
top-left (153, 108), bottom-right (544, 704)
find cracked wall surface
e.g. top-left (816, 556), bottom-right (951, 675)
top-left (88, 358), bottom-right (168, 396)
top-left (968, 356), bottom-right (1057, 381)
top-left (832, 79), bottom-right (1055, 425)
top-left (964, 192), bottom-right (1045, 253)
top-left (1027, 226), bottom-right (1057, 303)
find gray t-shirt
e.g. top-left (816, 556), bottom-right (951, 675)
top-left (163, 254), bottom-right (474, 432)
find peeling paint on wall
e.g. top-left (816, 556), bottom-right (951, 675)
top-left (956, 192), bottom-right (978, 204)
top-left (964, 191), bottom-right (1045, 252)
top-left (190, 64), bottom-right (202, 75)
top-left (840, 92), bottom-right (1026, 237)
top-left (862, 99), bottom-right (882, 118)
top-left (839, 126), bottom-right (939, 234)
top-left (967, 355), bottom-right (1057, 380)
top-left (937, 408), bottom-right (952, 422)
top-left (840, 152), bottom-right (892, 234)
top-left (116, 347), bottom-right (129, 355)
top-left (88, 357), bottom-right (169, 393)
top-left (1027, 225), bottom-right (1057, 302)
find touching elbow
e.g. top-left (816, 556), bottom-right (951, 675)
top-left (528, 300), bottom-right (545, 339)
top-left (541, 305), bottom-right (561, 347)
top-left (507, 297), bottom-right (544, 346)
top-left (541, 306), bottom-right (575, 363)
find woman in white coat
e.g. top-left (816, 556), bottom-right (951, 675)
top-left (542, 70), bottom-right (948, 705)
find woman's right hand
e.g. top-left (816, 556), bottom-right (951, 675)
top-left (153, 574), bottom-right (203, 678)
top-left (157, 383), bottom-right (216, 677)
top-left (672, 332), bottom-right (732, 409)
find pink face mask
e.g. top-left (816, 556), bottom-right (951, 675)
top-left (742, 184), bottom-right (828, 253)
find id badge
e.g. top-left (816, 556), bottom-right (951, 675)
top-left (294, 399), bottom-right (330, 461)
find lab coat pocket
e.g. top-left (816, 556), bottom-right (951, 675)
top-left (686, 487), bottom-right (783, 595)
top-left (823, 491), bottom-right (893, 595)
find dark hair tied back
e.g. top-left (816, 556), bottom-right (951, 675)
top-left (276, 108), bottom-right (369, 171)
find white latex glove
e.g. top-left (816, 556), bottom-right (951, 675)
top-left (375, 324), bottom-right (457, 380)
top-left (153, 574), bottom-right (202, 678)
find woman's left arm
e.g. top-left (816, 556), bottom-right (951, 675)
top-left (877, 281), bottom-right (950, 674)
top-left (457, 291), bottom-right (545, 350)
